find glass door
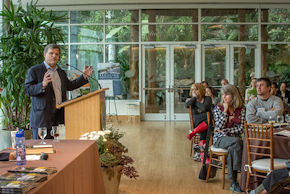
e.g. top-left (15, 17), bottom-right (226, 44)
top-left (142, 45), bottom-right (196, 120)
top-left (143, 45), bottom-right (169, 120)
top-left (170, 45), bottom-right (196, 120)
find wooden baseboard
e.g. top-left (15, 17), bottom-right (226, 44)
top-left (106, 115), bottom-right (140, 123)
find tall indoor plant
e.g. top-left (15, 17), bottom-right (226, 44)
top-left (0, 0), bottom-right (66, 131)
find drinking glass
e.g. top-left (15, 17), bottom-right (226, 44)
top-left (50, 126), bottom-right (59, 142)
top-left (268, 115), bottom-right (275, 124)
top-left (38, 127), bottom-right (47, 144)
top-left (276, 115), bottom-right (284, 129)
top-left (285, 114), bottom-right (290, 126)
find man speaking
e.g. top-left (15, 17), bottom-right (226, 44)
top-left (25, 44), bottom-right (93, 139)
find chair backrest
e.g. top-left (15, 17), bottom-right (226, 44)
top-left (208, 112), bottom-right (215, 146)
top-left (244, 121), bottom-right (274, 171)
top-left (189, 105), bottom-right (195, 129)
top-left (189, 106), bottom-right (212, 130)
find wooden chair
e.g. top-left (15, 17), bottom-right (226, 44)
top-left (244, 121), bottom-right (287, 191)
top-left (189, 106), bottom-right (200, 157)
top-left (205, 115), bottom-right (228, 189)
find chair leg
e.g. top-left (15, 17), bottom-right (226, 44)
top-left (206, 151), bottom-right (213, 182)
top-left (190, 138), bottom-right (193, 157)
top-left (246, 171), bottom-right (250, 192)
top-left (222, 155), bottom-right (226, 189)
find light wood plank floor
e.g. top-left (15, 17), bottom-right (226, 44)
top-left (111, 121), bottom-right (237, 194)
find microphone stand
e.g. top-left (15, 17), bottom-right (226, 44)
top-left (64, 64), bottom-right (102, 89)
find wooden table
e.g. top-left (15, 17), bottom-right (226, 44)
top-left (240, 127), bottom-right (290, 191)
top-left (0, 140), bottom-right (106, 194)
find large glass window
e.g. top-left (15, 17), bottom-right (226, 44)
top-left (261, 25), bottom-right (290, 42)
top-left (261, 8), bottom-right (290, 23)
top-left (106, 10), bottom-right (138, 23)
top-left (264, 44), bottom-right (290, 83)
top-left (58, 26), bottom-right (68, 43)
top-left (70, 45), bottom-right (103, 69)
top-left (141, 9), bottom-right (198, 42)
top-left (105, 44), bottom-right (139, 99)
top-left (59, 45), bottom-right (69, 66)
top-left (202, 24), bottom-right (258, 41)
top-left (53, 11), bottom-right (69, 24)
top-left (261, 9), bottom-right (290, 42)
top-left (71, 11), bottom-right (104, 24)
top-left (201, 9), bottom-right (258, 23)
top-left (201, 9), bottom-right (258, 41)
top-left (105, 10), bottom-right (139, 43)
top-left (142, 24), bottom-right (198, 41)
top-left (70, 26), bottom-right (103, 43)
top-left (142, 9), bottom-right (198, 23)
top-left (106, 25), bottom-right (139, 42)
top-left (52, 8), bottom-right (290, 101)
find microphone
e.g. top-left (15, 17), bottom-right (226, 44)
top-left (65, 64), bottom-right (102, 89)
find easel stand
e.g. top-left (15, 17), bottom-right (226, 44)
top-left (107, 96), bottom-right (121, 124)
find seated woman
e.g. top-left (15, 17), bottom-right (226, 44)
top-left (185, 83), bottom-right (212, 161)
top-left (213, 84), bottom-right (245, 192)
top-left (245, 78), bottom-right (257, 103)
top-left (278, 82), bottom-right (290, 103)
top-left (205, 86), bottom-right (219, 109)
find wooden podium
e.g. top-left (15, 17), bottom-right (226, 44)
top-left (56, 88), bottom-right (108, 139)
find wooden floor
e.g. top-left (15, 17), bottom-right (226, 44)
top-left (110, 120), bottom-right (237, 194)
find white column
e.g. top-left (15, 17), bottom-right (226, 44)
top-left (195, 44), bottom-right (202, 83)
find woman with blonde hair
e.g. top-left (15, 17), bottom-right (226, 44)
top-left (185, 83), bottom-right (212, 161)
top-left (213, 84), bottom-right (245, 192)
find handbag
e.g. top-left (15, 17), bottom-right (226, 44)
top-left (198, 112), bottom-right (213, 180)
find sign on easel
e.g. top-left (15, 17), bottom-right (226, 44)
top-left (98, 63), bottom-right (122, 97)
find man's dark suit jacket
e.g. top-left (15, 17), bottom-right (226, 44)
top-left (0, 153), bottom-right (9, 161)
top-left (25, 63), bottom-right (88, 129)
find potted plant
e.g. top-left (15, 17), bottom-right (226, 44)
top-left (0, 1), bottom-right (66, 148)
top-left (80, 127), bottom-right (139, 194)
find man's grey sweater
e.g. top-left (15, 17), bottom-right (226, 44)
top-left (246, 95), bottom-right (284, 123)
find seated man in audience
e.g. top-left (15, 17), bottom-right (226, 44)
top-left (249, 165), bottom-right (290, 194)
top-left (246, 78), bottom-right (284, 123)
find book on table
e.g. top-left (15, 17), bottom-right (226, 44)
top-left (0, 172), bottom-right (47, 182)
top-left (8, 167), bottom-right (57, 175)
top-left (0, 167), bottom-right (56, 193)
top-left (0, 172), bottom-right (48, 194)
top-left (0, 179), bottom-right (37, 194)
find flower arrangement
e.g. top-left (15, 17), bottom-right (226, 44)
top-left (80, 127), bottom-right (139, 179)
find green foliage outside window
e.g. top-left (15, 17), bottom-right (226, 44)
top-left (53, 8), bottom-right (289, 100)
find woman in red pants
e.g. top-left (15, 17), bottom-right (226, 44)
top-left (185, 83), bottom-right (212, 162)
